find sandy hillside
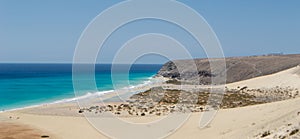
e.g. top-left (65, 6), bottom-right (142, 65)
top-left (227, 65), bottom-right (300, 89)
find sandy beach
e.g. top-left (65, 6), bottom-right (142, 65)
top-left (1, 66), bottom-right (300, 139)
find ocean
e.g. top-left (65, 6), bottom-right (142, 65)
top-left (0, 64), bottom-right (162, 111)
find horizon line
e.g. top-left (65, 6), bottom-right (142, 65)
top-left (0, 62), bottom-right (164, 65)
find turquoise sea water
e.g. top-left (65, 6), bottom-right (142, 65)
top-left (0, 64), bottom-right (162, 111)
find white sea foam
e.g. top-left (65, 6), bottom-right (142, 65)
top-left (0, 90), bottom-right (114, 113)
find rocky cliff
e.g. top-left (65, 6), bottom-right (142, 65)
top-left (157, 54), bottom-right (300, 85)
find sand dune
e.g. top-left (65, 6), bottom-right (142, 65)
top-left (227, 65), bottom-right (300, 89)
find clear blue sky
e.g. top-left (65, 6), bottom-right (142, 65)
top-left (0, 0), bottom-right (300, 64)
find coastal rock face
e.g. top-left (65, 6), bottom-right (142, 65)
top-left (157, 54), bottom-right (300, 85)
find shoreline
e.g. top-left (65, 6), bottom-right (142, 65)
top-left (1, 66), bottom-right (300, 138)
top-left (0, 76), bottom-right (165, 114)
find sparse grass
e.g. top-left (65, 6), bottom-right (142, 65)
top-left (132, 89), bottom-right (255, 108)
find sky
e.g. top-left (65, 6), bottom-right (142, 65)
top-left (0, 0), bottom-right (300, 64)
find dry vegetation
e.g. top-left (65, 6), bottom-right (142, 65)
top-left (78, 86), bottom-right (299, 117)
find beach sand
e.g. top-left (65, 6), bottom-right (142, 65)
top-left (1, 66), bottom-right (300, 139)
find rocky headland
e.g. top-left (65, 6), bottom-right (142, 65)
top-left (157, 54), bottom-right (300, 84)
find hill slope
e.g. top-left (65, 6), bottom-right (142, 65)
top-left (157, 54), bottom-right (300, 84)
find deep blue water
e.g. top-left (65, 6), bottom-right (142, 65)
top-left (0, 64), bottom-right (162, 111)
